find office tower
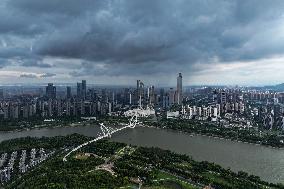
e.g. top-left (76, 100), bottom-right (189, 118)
top-left (177, 73), bottom-right (183, 104)
top-left (48, 99), bottom-right (53, 117)
top-left (163, 95), bottom-right (170, 108)
top-left (73, 101), bottom-right (77, 116)
top-left (124, 88), bottom-right (130, 104)
top-left (66, 86), bottom-right (72, 99)
top-left (77, 82), bottom-right (82, 99)
top-left (66, 100), bottom-right (71, 116)
top-left (77, 80), bottom-right (87, 99)
top-left (160, 88), bottom-right (165, 97)
top-left (80, 100), bottom-right (85, 115)
top-left (149, 85), bottom-right (155, 105)
top-left (169, 88), bottom-right (175, 105)
top-left (136, 80), bottom-right (144, 105)
top-left (82, 80), bottom-right (87, 99)
top-left (46, 83), bottom-right (56, 99)
top-left (57, 100), bottom-right (62, 116)
top-left (0, 89), bottom-right (3, 100)
top-left (220, 90), bottom-right (227, 104)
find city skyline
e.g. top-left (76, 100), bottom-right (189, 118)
top-left (1, 1), bottom-right (284, 85)
top-left (1, 1), bottom-right (284, 188)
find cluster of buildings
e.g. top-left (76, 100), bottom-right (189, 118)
top-left (168, 102), bottom-right (245, 120)
top-left (0, 80), bottom-right (113, 120)
top-left (0, 73), bottom-right (284, 131)
top-left (0, 149), bottom-right (54, 183)
top-left (0, 73), bottom-right (184, 121)
top-left (250, 101), bottom-right (284, 130)
top-left (167, 88), bottom-right (245, 122)
top-left (133, 73), bottom-right (183, 107)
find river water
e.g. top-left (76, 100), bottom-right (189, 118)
top-left (0, 125), bottom-right (283, 184)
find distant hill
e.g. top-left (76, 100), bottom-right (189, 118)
top-left (264, 83), bottom-right (284, 91)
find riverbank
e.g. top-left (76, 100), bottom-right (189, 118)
top-left (3, 119), bottom-right (283, 150)
top-left (140, 124), bottom-right (283, 149)
top-left (143, 119), bottom-right (284, 148)
top-left (2, 134), bottom-right (283, 189)
top-left (0, 123), bottom-right (283, 183)
top-left (111, 126), bottom-right (284, 184)
top-left (0, 120), bottom-right (98, 133)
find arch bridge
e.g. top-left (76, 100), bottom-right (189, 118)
top-left (63, 110), bottom-right (139, 161)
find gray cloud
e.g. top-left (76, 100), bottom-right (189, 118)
top-left (0, 0), bottom-right (284, 83)
top-left (40, 73), bottom-right (56, 78)
top-left (20, 72), bottom-right (56, 78)
top-left (20, 73), bottom-right (37, 78)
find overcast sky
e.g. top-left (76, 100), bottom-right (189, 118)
top-left (1, 0), bottom-right (284, 86)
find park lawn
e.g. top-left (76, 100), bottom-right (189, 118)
top-left (154, 171), bottom-right (199, 189)
top-left (74, 153), bottom-right (90, 160)
top-left (202, 172), bottom-right (234, 188)
top-left (145, 180), bottom-right (198, 189)
top-left (156, 171), bottom-right (177, 180)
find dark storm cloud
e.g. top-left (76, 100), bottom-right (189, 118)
top-left (8, 0), bottom-right (106, 16)
top-left (0, 46), bottom-right (51, 68)
top-left (1, 0), bottom-right (284, 77)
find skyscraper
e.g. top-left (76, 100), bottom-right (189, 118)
top-left (66, 86), bottom-right (72, 99)
top-left (136, 80), bottom-right (144, 106)
top-left (82, 80), bottom-right (87, 100)
top-left (77, 82), bottom-right (82, 99)
top-left (0, 89), bottom-right (3, 100)
top-left (77, 80), bottom-right (87, 99)
top-left (169, 88), bottom-right (175, 105)
top-left (46, 83), bottom-right (56, 99)
top-left (177, 73), bottom-right (183, 104)
top-left (220, 90), bottom-right (227, 104)
top-left (149, 85), bottom-right (155, 105)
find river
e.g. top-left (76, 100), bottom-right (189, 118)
top-left (0, 125), bottom-right (283, 184)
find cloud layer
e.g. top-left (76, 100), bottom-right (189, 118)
top-left (1, 0), bottom-right (284, 85)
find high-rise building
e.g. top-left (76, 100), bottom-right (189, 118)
top-left (123, 88), bottom-right (130, 105)
top-left (220, 90), bottom-right (227, 104)
top-left (77, 82), bottom-right (82, 99)
top-left (136, 80), bottom-right (144, 105)
top-left (66, 86), bottom-right (72, 99)
top-left (46, 83), bottom-right (56, 99)
top-left (129, 92), bottom-right (132, 104)
top-left (48, 99), bottom-right (53, 117)
top-left (163, 95), bottom-right (170, 108)
top-left (77, 80), bottom-right (87, 99)
top-left (82, 80), bottom-right (87, 99)
top-left (0, 89), bottom-right (4, 100)
top-left (169, 88), bottom-right (175, 105)
top-left (149, 85), bottom-right (155, 105)
top-left (66, 100), bottom-right (71, 116)
top-left (177, 73), bottom-right (183, 104)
